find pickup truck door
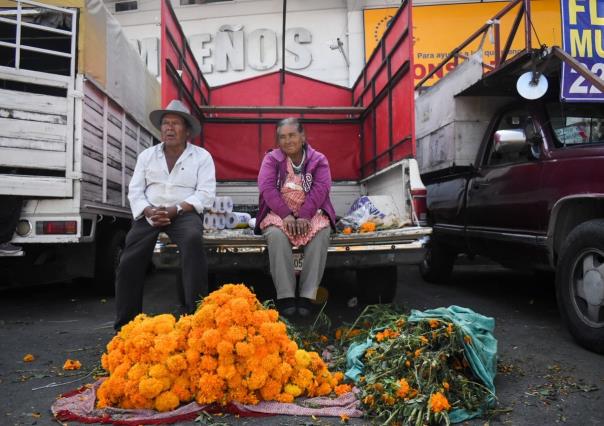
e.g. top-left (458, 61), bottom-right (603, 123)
top-left (465, 107), bottom-right (545, 264)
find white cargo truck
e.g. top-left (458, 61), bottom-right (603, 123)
top-left (0, 0), bottom-right (159, 291)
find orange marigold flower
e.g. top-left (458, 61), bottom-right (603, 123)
top-left (419, 335), bottom-right (429, 345)
top-left (429, 319), bottom-right (440, 329)
top-left (139, 377), bottom-right (163, 399)
top-left (295, 350), bottom-right (311, 368)
top-left (149, 364), bottom-right (169, 379)
top-left (446, 323), bottom-right (454, 335)
top-left (405, 360), bottom-right (411, 367)
top-left (359, 222), bottom-right (376, 233)
top-left (414, 349), bottom-right (422, 358)
top-left (334, 384), bottom-right (352, 396)
top-left (395, 378), bottom-right (410, 398)
top-left (443, 381), bottom-right (450, 391)
top-left (348, 329), bottom-right (362, 337)
top-left (63, 359), bottom-right (81, 370)
top-left (284, 383), bottom-right (302, 397)
top-left (464, 335), bottom-right (473, 345)
top-left (381, 393), bottom-right (395, 405)
top-left (342, 227), bottom-right (352, 235)
top-left (155, 391), bottom-right (180, 412)
top-left (429, 391), bottom-right (451, 413)
top-left (363, 395), bottom-right (375, 406)
top-left (340, 413), bottom-right (350, 423)
top-left (23, 354), bottom-right (35, 362)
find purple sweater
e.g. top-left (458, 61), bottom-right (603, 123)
top-left (255, 144), bottom-right (336, 235)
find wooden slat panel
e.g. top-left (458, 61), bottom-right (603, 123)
top-left (0, 88), bottom-right (68, 116)
top-left (0, 147), bottom-right (66, 170)
top-left (0, 117), bottom-right (67, 144)
top-left (0, 174), bottom-right (70, 197)
top-left (0, 136), bottom-right (65, 152)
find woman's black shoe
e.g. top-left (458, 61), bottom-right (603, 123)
top-left (297, 297), bottom-right (314, 317)
top-left (276, 298), bottom-right (296, 316)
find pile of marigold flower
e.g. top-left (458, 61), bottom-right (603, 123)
top-left (324, 305), bottom-right (494, 425)
top-left (97, 284), bottom-right (343, 412)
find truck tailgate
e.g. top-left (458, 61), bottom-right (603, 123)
top-left (199, 227), bottom-right (431, 248)
top-left (154, 226), bottom-right (431, 271)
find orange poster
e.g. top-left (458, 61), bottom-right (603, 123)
top-left (364, 0), bottom-right (562, 85)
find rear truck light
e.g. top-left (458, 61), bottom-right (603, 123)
top-left (16, 220), bottom-right (32, 237)
top-left (410, 188), bottom-right (428, 225)
top-left (36, 220), bottom-right (77, 235)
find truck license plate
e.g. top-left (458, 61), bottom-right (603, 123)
top-left (293, 253), bottom-right (304, 272)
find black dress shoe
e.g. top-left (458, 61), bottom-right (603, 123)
top-left (297, 297), bottom-right (314, 317)
top-left (276, 298), bottom-right (296, 316)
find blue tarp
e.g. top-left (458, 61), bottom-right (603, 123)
top-left (345, 306), bottom-right (497, 423)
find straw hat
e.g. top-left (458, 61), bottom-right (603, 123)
top-left (149, 99), bottom-right (201, 136)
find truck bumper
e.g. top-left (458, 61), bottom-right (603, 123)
top-left (153, 232), bottom-right (430, 271)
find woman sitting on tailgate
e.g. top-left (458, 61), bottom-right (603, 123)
top-left (255, 118), bottom-right (336, 317)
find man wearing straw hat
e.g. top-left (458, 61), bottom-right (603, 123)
top-left (114, 100), bottom-right (216, 330)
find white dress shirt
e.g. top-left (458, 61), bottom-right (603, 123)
top-left (128, 142), bottom-right (216, 219)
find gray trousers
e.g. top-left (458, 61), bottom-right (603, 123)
top-left (114, 213), bottom-right (207, 329)
top-left (263, 226), bottom-right (330, 300)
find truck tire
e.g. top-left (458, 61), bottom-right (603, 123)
top-left (556, 219), bottom-right (604, 354)
top-left (419, 241), bottom-right (456, 283)
top-left (357, 266), bottom-right (397, 304)
top-left (94, 229), bottom-right (126, 296)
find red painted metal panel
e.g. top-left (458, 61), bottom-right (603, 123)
top-left (390, 39), bottom-right (410, 77)
top-left (375, 65), bottom-right (389, 98)
top-left (211, 73), bottom-right (281, 107)
top-left (283, 73), bottom-right (351, 106)
top-left (375, 97), bottom-right (390, 170)
top-left (358, 0), bottom-right (414, 176)
top-left (362, 89), bottom-right (373, 108)
top-left (365, 53), bottom-right (382, 89)
top-left (384, 7), bottom-right (408, 56)
top-left (363, 116), bottom-right (375, 176)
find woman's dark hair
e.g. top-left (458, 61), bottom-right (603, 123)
top-left (276, 117), bottom-right (304, 136)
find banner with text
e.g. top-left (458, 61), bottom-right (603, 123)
top-left (364, 0), bottom-right (561, 86)
top-left (560, 0), bottom-right (604, 101)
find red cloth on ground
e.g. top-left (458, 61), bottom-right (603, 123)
top-left (51, 379), bottom-right (363, 425)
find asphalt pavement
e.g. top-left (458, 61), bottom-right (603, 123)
top-left (0, 263), bottom-right (602, 426)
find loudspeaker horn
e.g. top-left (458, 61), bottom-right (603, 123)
top-left (516, 71), bottom-right (548, 100)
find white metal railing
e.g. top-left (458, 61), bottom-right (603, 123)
top-left (0, 0), bottom-right (77, 80)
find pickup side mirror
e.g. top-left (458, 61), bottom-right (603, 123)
top-left (493, 129), bottom-right (527, 154)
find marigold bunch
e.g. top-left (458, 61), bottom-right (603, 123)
top-left (328, 305), bottom-right (494, 425)
top-left (97, 284), bottom-right (342, 412)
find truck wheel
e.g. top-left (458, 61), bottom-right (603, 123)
top-left (556, 219), bottom-right (604, 354)
top-left (419, 241), bottom-right (456, 283)
top-left (94, 229), bottom-right (126, 296)
top-left (357, 266), bottom-right (397, 304)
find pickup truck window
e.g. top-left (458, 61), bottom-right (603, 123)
top-left (547, 103), bottom-right (604, 147)
top-left (486, 109), bottom-right (532, 166)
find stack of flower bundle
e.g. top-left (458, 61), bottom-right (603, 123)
top-left (330, 305), bottom-right (495, 425)
top-left (97, 284), bottom-right (342, 412)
